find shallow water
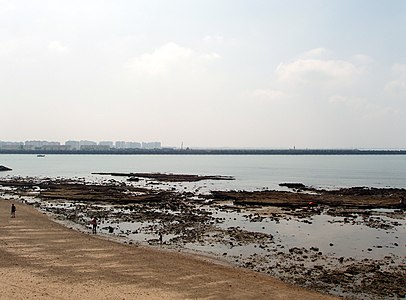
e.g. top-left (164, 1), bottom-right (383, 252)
top-left (1, 154), bottom-right (406, 191)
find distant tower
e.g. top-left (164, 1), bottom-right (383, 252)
top-left (181, 141), bottom-right (183, 150)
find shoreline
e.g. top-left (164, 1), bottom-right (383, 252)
top-left (0, 199), bottom-right (337, 300)
top-left (1, 176), bottom-right (405, 299)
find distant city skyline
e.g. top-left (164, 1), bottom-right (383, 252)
top-left (1, 139), bottom-right (405, 151)
top-left (0, 140), bottom-right (162, 150)
top-left (1, 1), bottom-right (406, 148)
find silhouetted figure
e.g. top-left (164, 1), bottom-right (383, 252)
top-left (11, 204), bottom-right (16, 218)
top-left (91, 217), bottom-right (97, 234)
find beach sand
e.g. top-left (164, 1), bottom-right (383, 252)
top-left (0, 200), bottom-right (338, 300)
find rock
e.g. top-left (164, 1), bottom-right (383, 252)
top-left (279, 183), bottom-right (307, 189)
top-left (0, 165), bottom-right (12, 171)
top-left (289, 247), bottom-right (303, 255)
top-left (127, 177), bottom-right (140, 182)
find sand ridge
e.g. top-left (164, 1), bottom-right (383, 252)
top-left (0, 200), bottom-right (338, 299)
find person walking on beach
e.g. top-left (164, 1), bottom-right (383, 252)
top-left (11, 204), bottom-right (16, 218)
top-left (90, 217), bottom-right (97, 234)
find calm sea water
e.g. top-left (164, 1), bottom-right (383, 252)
top-left (1, 154), bottom-right (405, 190)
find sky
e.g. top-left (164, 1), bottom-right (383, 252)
top-left (1, 0), bottom-right (405, 149)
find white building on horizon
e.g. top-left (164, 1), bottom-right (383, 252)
top-left (142, 142), bottom-right (161, 149)
top-left (0, 141), bottom-right (24, 150)
top-left (80, 144), bottom-right (110, 151)
top-left (126, 142), bottom-right (142, 149)
top-left (25, 140), bottom-right (60, 149)
top-left (115, 141), bottom-right (126, 149)
top-left (115, 141), bottom-right (142, 149)
top-left (65, 140), bottom-right (80, 150)
top-left (99, 141), bottom-right (114, 148)
top-left (79, 140), bottom-right (97, 147)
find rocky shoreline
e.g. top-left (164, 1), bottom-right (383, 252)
top-left (0, 174), bottom-right (405, 299)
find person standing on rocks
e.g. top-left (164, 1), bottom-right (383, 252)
top-left (90, 217), bottom-right (97, 234)
top-left (11, 204), bottom-right (16, 218)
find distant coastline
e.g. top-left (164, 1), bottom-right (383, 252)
top-left (0, 148), bottom-right (405, 155)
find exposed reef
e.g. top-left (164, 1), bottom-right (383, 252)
top-left (92, 172), bottom-right (234, 182)
top-left (212, 185), bottom-right (406, 209)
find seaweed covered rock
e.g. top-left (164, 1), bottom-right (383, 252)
top-left (0, 165), bottom-right (12, 171)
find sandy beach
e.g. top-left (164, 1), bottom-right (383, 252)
top-left (0, 200), bottom-right (337, 300)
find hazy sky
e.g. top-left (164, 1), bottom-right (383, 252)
top-left (1, 0), bottom-right (405, 148)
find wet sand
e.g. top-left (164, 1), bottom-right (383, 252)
top-left (0, 200), bottom-right (337, 300)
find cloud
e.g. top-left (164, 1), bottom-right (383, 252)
top-left (200, 52), bottom-right (221, 60)
top-left (384, 64), bottom-right (406, 95)
top-left (385, 80), bottom-right (406, 94)
top-left (48, 41), bottom-right (70, 54)
top-left (328, 94), bottom-right (366, 109)
top-left (302, 47), bottom-right (329, 59)
top-left (125, 42), bottom-right (220, 77)
top-left (392, 64), bottom-right (406, 74)
top-left (253, 49), bottom-right (367, 108)
top-left (276, 58), bottom-right (361, 88)
top-left (0, 2), bottom-right (17, 13)
top-left (0, 40), bottom-right (18, 56)
top-left (329, 94), bottom-right (398, 118)
top-left (203, 35), bottom-right (225, 43)
top-left (250, 89), bottom-right (286, 101)
top-left (350, 54), bottom-right (374, 65)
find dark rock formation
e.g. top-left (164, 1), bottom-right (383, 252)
top-left (279, 183), bottom-right (307, 189)
top-left (93, 172), bottom-right (234, 182)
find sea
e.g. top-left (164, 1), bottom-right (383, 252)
top-left (1, 154), bottom-right (406, 190)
